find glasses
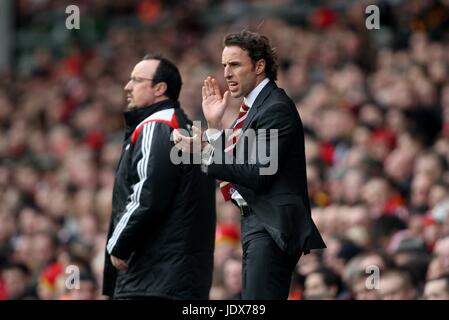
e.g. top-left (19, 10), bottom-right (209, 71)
top-left (129, 76), bottom-right (154, 84)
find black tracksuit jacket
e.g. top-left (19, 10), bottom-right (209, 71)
top-left (103, 99), bottom-right (216, 299)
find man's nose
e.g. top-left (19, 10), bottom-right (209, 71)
top-left (224, 66), bottom-right (232, 79)
top-left (124, 81), bottom-right (132, 91)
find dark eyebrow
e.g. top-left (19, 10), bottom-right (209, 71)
top-left (222, 61), bottom-right (240, 67)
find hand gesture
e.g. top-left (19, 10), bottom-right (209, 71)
top-left (173, 126), bottom-right (205, 154)
top-left (202, 77), bottom-right (230, 130)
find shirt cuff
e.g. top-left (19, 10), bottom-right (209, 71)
top-left (200, 143), bottom-right (215, 173)
top-left (205, 129), bottom-right (223, 143)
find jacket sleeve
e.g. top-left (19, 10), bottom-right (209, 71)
top-left (106, 122), bottom-right (180, 259)
top-left (206, 102), bottom-right (298, 193)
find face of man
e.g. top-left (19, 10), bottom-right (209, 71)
top-left (222, 46), bottom-right (264, 98)
top-left (423, 278), bottom-right (449, 300)
top-left (124, 59), bottom-right (161, 110)
top-left (3, 268), bottom-right (28, 299)
top-left (380, 275), bottom-right (415, 300)
top-left (70, 280), bottom-right (97, 300)
top-left (223, 259), bottom-right (242, 296)
top-left (353, 277), bottom-right (380, 300)
top-left (304, 273), bottom-right (336, 299)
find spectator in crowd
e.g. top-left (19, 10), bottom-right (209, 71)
top-left (66, 271), bottom-right (99, 300)
top-left (222, 255), bottom-right (242, 300)
top-left (423, 275), bottom-right (449, 300)
top-left (379, 269), bottom-right (417, 300)
top-left (1, 263), bottom-right (34, 299)
top-left (350, 271), bottom-right (381, 300)
top-left (304, 267), bottom-right (345, 300)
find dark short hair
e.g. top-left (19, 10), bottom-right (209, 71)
top-left (312, 267), bottom-right (343, 295)
top-left (2, 262), bottom-right (31, 276)
top-left (143, 53), bottom-right (182, 101)
top-left (223, 31), bottom-right (278, 80)
top-left (79, 271), bottom-right (98, 288)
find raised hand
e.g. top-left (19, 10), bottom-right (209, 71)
top-left (202, 76), bottom-right (230, 130)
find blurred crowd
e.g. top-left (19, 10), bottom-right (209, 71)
top-left (2, 0), bottom-right (449, 300)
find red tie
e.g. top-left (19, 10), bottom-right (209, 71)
top-left (219, 103), bottom-right (250, 201)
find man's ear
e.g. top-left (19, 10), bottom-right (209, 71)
top-left (155, 82), bottom-right (168, 97)
top-left (255, 59), bottom-right (266, 76)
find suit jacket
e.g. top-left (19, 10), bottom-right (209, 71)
top-left (206, 81), bottom-right (326, 255)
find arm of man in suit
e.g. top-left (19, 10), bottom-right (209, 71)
top-left (206, 102), bottom-right (298, 193)
top-left (172, 77), bottom-right (230, 153)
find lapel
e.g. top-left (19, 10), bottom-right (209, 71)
top-left (242, 80), bottom-right (277, 131)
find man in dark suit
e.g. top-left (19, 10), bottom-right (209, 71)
top-left (174, 31), bottom-right (326, 299)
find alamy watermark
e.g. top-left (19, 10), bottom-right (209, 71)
top-left (65, 5), bottom-right (80, 29)
top-left (365, 5), bottom-right (380, 30)
top-left (65, 265), bottom-right (80, 290)
top-left (170, 121), bottom-right (279, 176)
top-left (64, 5), bottom-right (379, 31)
top-left (365, 265), bottom-right (381, 290)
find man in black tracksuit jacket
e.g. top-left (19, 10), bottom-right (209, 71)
top-left (103, 54), bottom-right (216, 299)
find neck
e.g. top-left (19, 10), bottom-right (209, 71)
top-left (253, 75), bottom-right (266, 89)
top-left (128, 97), bottom-right (170, 111)
top-left (154, 96), bottom-right (169, 104)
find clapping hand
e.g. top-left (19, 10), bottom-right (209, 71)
top-left (173, 125), bottom-right (205, 154)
